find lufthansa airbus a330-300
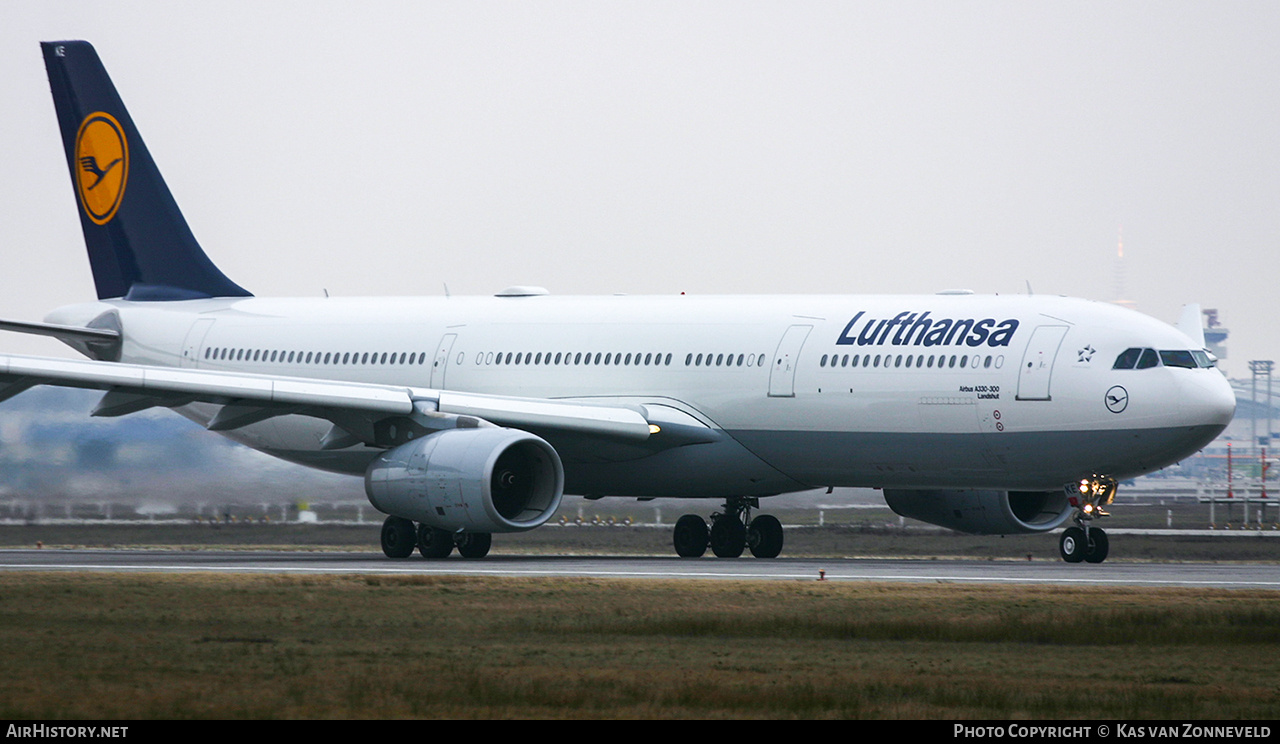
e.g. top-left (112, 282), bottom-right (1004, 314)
top-left (1, 41), bottom-right (1235, 563)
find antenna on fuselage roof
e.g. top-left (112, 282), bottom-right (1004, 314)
top-left (1025, 280), bottom-right (1034, 295)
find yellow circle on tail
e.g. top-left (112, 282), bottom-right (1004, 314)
top-left (74, 112), bottom-right (129, 225)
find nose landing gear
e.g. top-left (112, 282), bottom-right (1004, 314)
top-left (1060, 476), bottom-right (1116, 564)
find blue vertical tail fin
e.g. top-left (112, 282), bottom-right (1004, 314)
top-left (41, 41), bottom-right (251, 301)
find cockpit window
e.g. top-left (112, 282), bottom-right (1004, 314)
top-left (1191, 350), bottom-right (1215, 368)
top-left (1112, 348), bottom-right (1142, 370)
top-left (1159, 350), bottom-right (1197, 369)
top-left (1114, 347), bottom-right (1215, 370)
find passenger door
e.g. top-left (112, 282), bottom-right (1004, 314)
top-left (1015, 325), bottom-right (1068, 401)
top-left (768, 325), bottom-right (812, 398)
top-left (430, 333), bottom-right (457, 389)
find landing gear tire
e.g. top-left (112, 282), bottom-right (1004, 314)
top-left (1083, 528), bottom-right (1109, 564)
top-left (709, 516), bottom-right (746, 558)
top-left (672, 498), bottom-right (783, 558)
top-left (456, 532), bottom-right (492, 559)
top-left (417, 524), bottom-right (454, 559)
top-left (673, 515), bottom-right (709, 558)
top-left (1059, 526), bottom-right (1086, 563)
top-left (747, 515), bottom-right (784, 559)
top-left (381, 516), bottom-right (417, 558)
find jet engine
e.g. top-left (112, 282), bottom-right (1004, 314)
top-left (365, 427), bottom-right (564, 533)
top-left (882, 489), bottom-right (1072, 535)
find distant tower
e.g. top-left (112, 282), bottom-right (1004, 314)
top-left (1111, 226), bottom-right (1136, 310)
top-left (1203, 308), bottom-right (1229, 361)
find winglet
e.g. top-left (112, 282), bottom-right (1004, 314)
top-left (41, 41), bottom-right (251, 301)
top-left (1177, 303), bottom-right (1206, 348)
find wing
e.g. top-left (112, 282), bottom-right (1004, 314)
top-left (0, 353), bottom-right (654, 448)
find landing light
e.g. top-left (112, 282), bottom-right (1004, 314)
top-left (648, 424), bottom-right (661, 435)
top-left (1071, 475), bottom-right (1118, 516)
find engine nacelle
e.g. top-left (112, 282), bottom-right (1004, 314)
top-left (883, 489), bottom-right (1073, 535)
top-left (365, 427), bottom-right (564, 533)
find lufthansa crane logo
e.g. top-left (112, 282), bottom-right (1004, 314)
top-left (74, 112), bottom-right (128, 225)
top-left (1105, 385), bottom-right (1129, 414)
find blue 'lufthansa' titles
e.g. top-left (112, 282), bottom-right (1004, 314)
top-left (836, 311), bottom-right (1019, 348)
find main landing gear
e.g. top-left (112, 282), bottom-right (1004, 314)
top-left (1058, 476), bottom-right (1116, 564)
top-left (380, 516), bottom-right (492, 559)
top-left (673, 497), bottom-right (784, 559)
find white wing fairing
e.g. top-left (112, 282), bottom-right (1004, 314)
top-left (1, 39), bottom-right (1238, 562)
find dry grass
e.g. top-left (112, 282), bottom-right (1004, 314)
top-left (1, 573), bottom-right (1278, 719)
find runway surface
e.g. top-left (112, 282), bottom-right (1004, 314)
top-left (2, 548), bottom-right (1279, 589)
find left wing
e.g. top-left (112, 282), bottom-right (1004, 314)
top-left (0, 353), bottom-right (653, 447)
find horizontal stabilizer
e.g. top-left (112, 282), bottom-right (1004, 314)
top-left (0, 318), bottom-right (118, 343)
top-left (0, 316), bottom-right (122, 361)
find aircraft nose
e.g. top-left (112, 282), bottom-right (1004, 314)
top-left (1184, 372), bottom-right (1237, 428)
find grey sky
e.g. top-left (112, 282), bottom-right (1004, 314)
top-left (1, 2), bottom-right (1276, 375)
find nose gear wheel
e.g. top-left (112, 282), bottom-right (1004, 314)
top-left (1060, 475), bottom-right (1116, 564)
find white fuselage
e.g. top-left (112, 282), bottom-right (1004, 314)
top-left (46, 292), bottom-right (1236, 499)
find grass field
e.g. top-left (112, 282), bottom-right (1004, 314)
top-left (2, 516), bottom-right (1277, 719)
top-left (1, 572), bottom-right (1279, 719)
